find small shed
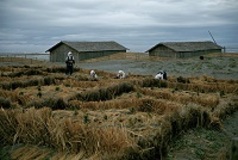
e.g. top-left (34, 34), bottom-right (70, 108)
top-left (147, 41), bottom-right (222, 58)
top-left (46, 41), bottom-right (128, 62)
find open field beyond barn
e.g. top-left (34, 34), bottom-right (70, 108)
top-left (0, 53), bottom-right (238, 160)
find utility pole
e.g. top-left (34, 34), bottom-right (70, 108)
top-left (208, 30), bottom-right (217, 44)
top-left (208, 30), bottom-right (226, 53)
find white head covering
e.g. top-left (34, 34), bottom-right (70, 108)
top-left (117, 70), bottom-right (126, 79)
top-left (90, 70), bottom-right (98, 80)
top-left (68, 51), bottom-right (72, 56)
top-left (90, 70), bottom-right (95, 76)
top-left (155, 73), bottom-right (163, 80)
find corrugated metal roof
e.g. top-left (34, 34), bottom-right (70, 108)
top-left (147, 41), bottom-right (223, 52)
top-left (46, 41), bottom-right (128, 52)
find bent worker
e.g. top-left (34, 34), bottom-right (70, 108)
top-left (116, 70), bottom-right (126, 79)
top-left (155, 70), bottom-right (167, 80)
top-left (90, 70), bottom-right (98, 81)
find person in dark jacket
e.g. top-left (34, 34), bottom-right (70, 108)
top-left (65, 51), bottom-right (75, 75)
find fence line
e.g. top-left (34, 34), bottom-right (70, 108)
top-left (0, 49), bottom-right (237, 64)
top-left (0, 54), bottom-right (49, 62)
top-left (224, 48), bottom-right (238, 53)
top-left (0, 54), bottom-right (50, 65)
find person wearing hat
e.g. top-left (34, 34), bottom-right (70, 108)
top-left (90, 69), bottom-right (98, 81)
top-left (116, 70), bottom-right (126, 79)
top-left (155, 70), bottom-right (167, 80)
top-left (65, 51), bottom-right (75, 75)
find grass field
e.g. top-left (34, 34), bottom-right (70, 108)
top-left (0, 53), bottom-right (238, 160)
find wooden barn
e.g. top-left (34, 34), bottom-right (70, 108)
top-left (46, 41), bottom-right (128, 62)
top-left (147, 41), bottom-right (222, 58)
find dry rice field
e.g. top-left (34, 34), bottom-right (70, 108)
top-left (0, 55), bottom-right (238, 160)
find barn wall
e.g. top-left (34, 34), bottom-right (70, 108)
top-left (149, 45), bottom-right (221, 58)
top-left (149, 46), bottom-right (176, 58)
top-left (50, 45), bottom-right (126, 62)
top-left (78, 50), bottom-right (126, 61)
top-left (50, 44), bottom-right (75, 62)
top-left (178, 49), bottom-right (222, 58)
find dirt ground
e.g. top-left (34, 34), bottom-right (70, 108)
top-left (78, 54), bottom-right (238, 80)
top-left (166, 110), bottom-right (238, 160)
top-left (1, 53), bottom-right (238, 80)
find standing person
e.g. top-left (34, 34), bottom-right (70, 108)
top-left (65, 51), bottom-right (75, 75)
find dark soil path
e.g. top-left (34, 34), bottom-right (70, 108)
top-left (166, 111), bottom-right (238, 160)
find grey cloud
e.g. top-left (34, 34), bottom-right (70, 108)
top-left (0, 0), bottom-right (237, 52)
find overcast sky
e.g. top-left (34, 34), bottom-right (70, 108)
top-left (0, 0), bottom-right (238, 53)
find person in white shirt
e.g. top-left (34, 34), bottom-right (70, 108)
top-left (116, 70), bottom-right (126, 79)
top-left (155, 70), bottom-right (167, 80)
top-left (90, 70), bottom-right (98, 81)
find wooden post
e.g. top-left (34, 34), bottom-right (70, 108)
top-left (231, 137), bottom-right (238, 160)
